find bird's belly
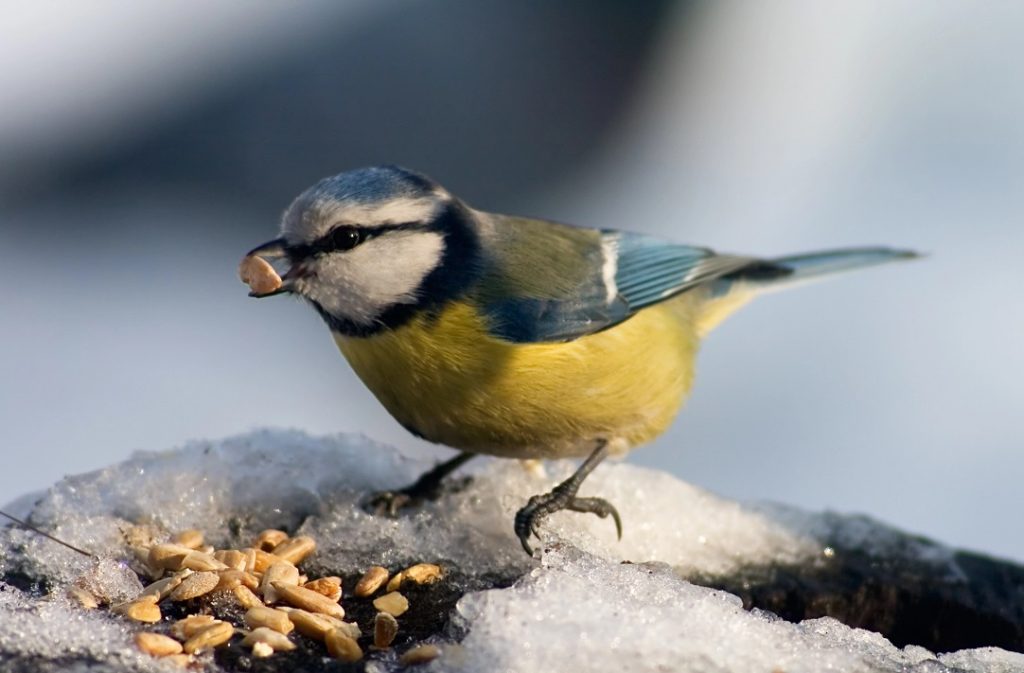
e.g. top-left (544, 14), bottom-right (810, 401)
top-left (333, 298), bottom-right (701, 459)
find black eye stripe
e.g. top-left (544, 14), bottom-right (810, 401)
top-left (289, 221), bottom-right (425, 259)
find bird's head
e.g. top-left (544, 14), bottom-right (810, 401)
top-left (246, 166), bottom-right (480, 336)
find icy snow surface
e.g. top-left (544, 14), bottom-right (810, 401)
top-left (1, 429), bottom-right (1021, 672)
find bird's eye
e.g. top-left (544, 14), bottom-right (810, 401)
top-left (325, 227), bottom-right (362, 252)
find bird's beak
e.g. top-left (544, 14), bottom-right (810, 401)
top-left (245, 238), bottom-right (288, 259)
top-left (242, 238), bottom-right (306, 298)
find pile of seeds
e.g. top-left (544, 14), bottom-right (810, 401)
top-left (68, 527), bottom-right (444, 668)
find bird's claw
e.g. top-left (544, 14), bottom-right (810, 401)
top-left (364, 475), bottom-right (474, 517)
top-left (514, 487), bottom-right (622, 556)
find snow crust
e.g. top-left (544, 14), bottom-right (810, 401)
top-left (1, 430), bottom-right (1021, 672)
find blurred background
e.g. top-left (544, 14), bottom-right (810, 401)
top-left (2, 2), bottom-right (1021, 560)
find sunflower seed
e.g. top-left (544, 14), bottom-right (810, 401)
top-left (353, 566), bottom-right (389, 597)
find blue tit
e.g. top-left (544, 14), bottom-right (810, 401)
top-left (243, 165), bottom-right (917, 554)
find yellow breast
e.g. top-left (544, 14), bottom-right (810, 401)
top-left (333, 296), bottom-right (703, 459)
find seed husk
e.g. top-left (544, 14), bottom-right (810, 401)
top-left (303, 576), bottom-right (342, 602)
top-left (374, 611), bottom-right (399, 649)
top-left (325, 628), bottom-right (363, 662)
top-left (353, 566), bottom-right (389, 597)
top-left (232, 584), bottom-right (263, 610)
top-left (241, 627), bottom-right (296, 652)
top-left (373, 591), bottom-right (409, 617)
top-left (272, 582), bottom-right (344, 618)
top-left (169, 571), bottom-right (220, 601)
top-left (183, 621), bottom-right (234, 654)
top-left (400, 644), bottom-right (442, 666)
top-left (244, 606), bottom-right (294, 635)
top-left (271, 536), bottom-right (316, 565)
top-left (254, 529), bottom-right (288, 552)
top-left (171, 614), bottom-right (218, 640)
top-left (135, 632), bottom-right (183, 657)
top-left (172, 529), bottom-right (204, 550)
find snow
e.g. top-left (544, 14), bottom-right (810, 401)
top-left (1, 429), bottom-right (1021, 672)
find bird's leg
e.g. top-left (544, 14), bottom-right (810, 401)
top-left (368, 452), bottom-right (476, 516)
top-left (514, 439), bottom-right (622, 555)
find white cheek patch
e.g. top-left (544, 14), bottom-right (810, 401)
top-left (302, 231), bottom-right (446, 326)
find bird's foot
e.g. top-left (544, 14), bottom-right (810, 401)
top-left (514, 484), bottom-right (622, 556)
top-left (365, 475), bottom-right (472, 517)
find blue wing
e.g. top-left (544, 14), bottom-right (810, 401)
top-left (478, 226), bottom-right (762, 343)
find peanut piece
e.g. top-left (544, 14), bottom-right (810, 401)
top-left (135, 632), bottom-right (183, 657)
top-left (272, 582), bottom-right (344, 618)
top-left (183, 621), bottom-right (234, 655)
top-left (244, 606), bottom-right (294, 635)
top-left (373, 591), bottom-right (409, 617)
top-left (354, 566), bottom-right (389, 597)
top-left (325, 629), bottom-right (363, 662)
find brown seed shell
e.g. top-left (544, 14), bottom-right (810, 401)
top-left (325, 629), bottom-right (363, 663)
top-left (271, 536), bottom-right (316, 565)
top-left (303, 576), bottom-right (342, 602)
top-left (135, 632), bottom-right (183, 657)
top-left (239, 255), bottom-right (282, 296)
top-left (241, 627), bottom-right (296, 652)
top-left (373, 591), bottom-right (409, 617)
top-left (169, 571), bottom-right (220, 601)
top-left (353, 566), bottom-right (389, 597)
top-left (254, 529), bottom-right (288, 552)
top-left (374, 611), bottom-right (399, 649)
top-left (272, 582), bottom-right (344, 618)
top-left (172, 529), bottom-right (204, 550)
top-left (183, 621), bottom-right (234, 654)
top-left (400, 644), bottom-right (442, 666)
top-left (244, 606), bottom-right (295, 635)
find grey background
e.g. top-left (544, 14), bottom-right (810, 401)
top-left (2, 2), bottom-right (1021, 561)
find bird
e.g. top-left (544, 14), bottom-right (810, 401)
top-left (242, 165), bottom-right (917, 555)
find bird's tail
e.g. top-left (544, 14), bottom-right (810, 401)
top-left (697, 247), bottom-right (919, 336)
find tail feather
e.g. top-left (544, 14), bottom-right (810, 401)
top-left (766, 247), bottom-right (920, 288)
top-left (696, 246), bottom-right (919, 336)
